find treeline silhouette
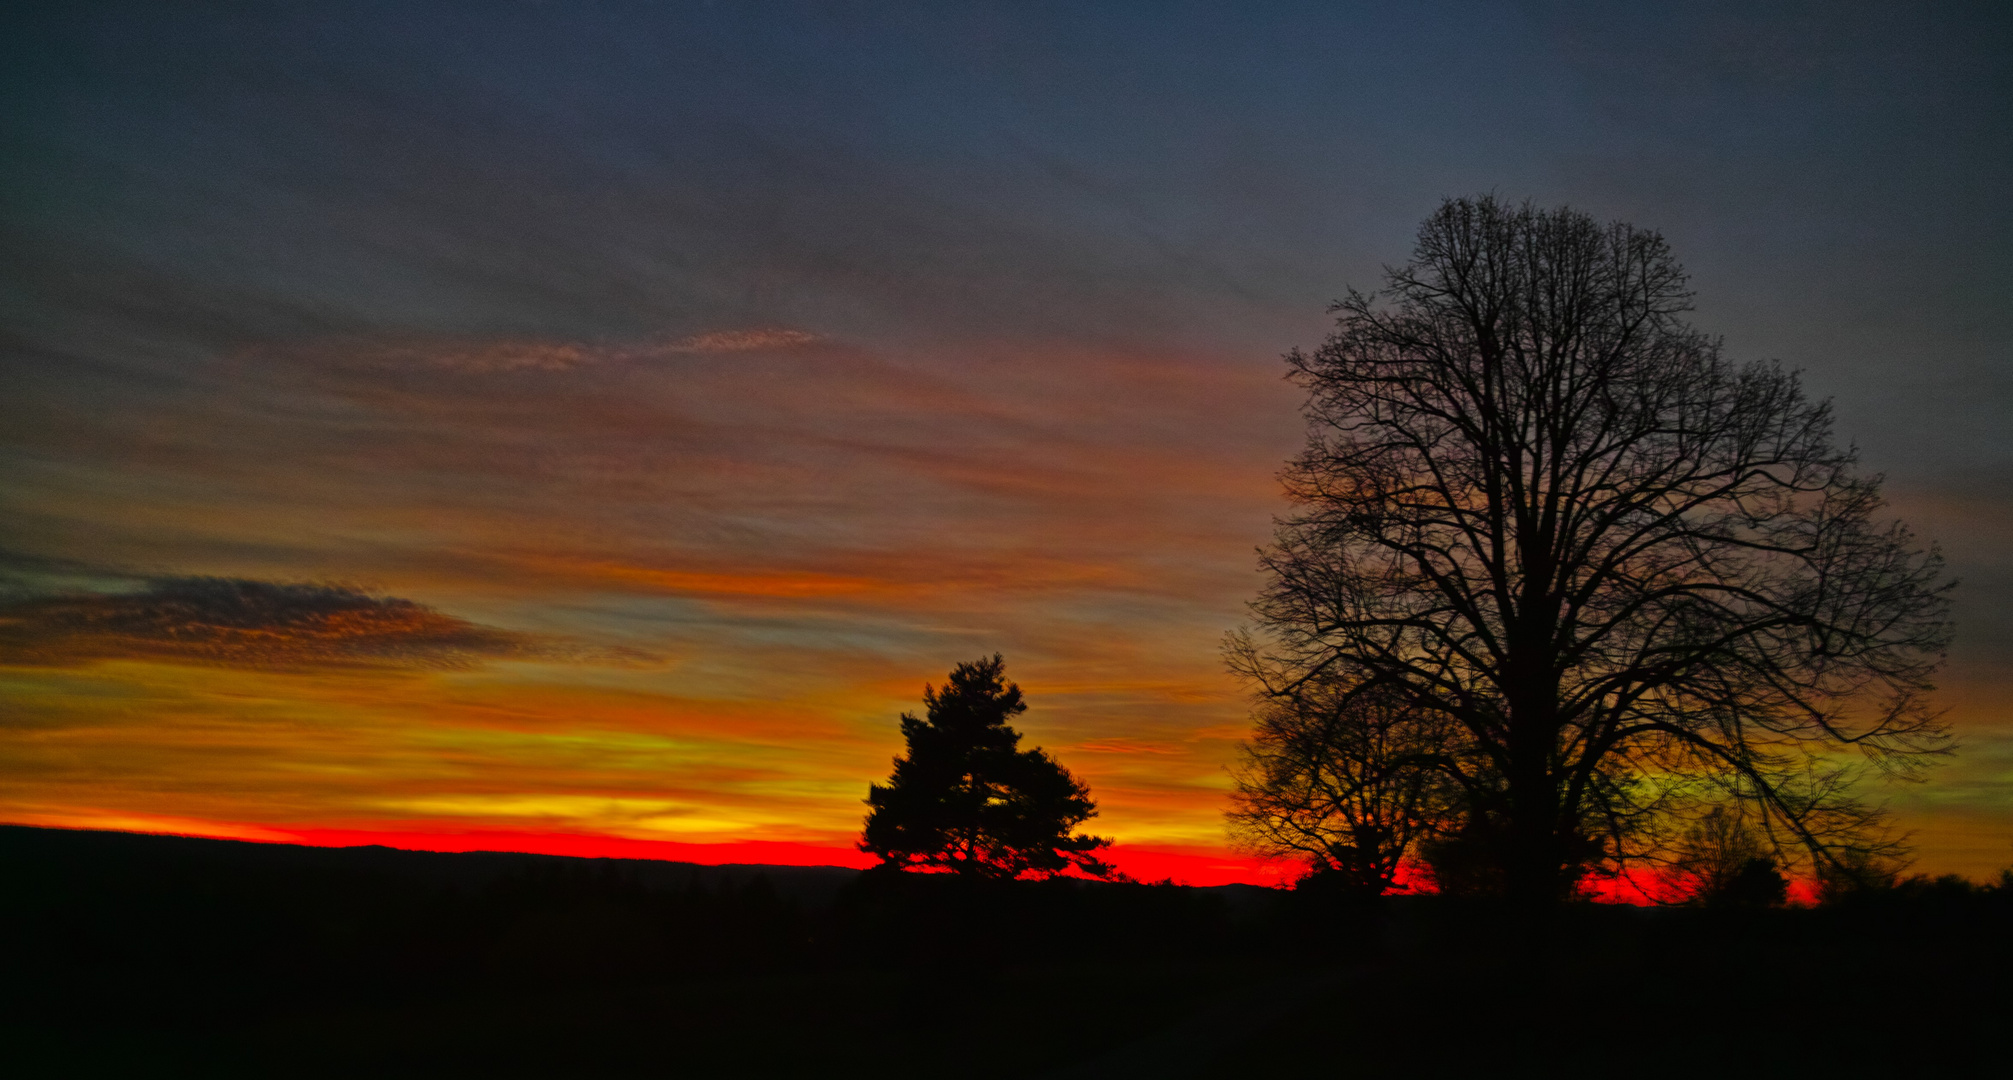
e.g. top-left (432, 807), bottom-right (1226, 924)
top-left (4, 826), bottom-right (1264, 1077)
top-left (6, 826), bottom-right (2007, 1077)
top-left (3, 826), bottom-right (1245, 984)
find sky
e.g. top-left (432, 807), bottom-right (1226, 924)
top-left (2, 0), bottom-right (2009, 884)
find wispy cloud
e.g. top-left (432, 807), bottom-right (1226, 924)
top-left (286, 328), bottom-right (825, 374)
top-left (667, 329), bottom-right (824, 355)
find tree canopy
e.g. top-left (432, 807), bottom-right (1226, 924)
top-left (861, 655), bottom-right (1116, 880)
top-left (1230, 196), bottom-right (1952, 905)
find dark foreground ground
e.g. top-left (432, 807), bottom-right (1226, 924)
top-left (5, 825), bottom-right (2007, 1078)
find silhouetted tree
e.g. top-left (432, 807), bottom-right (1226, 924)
top-left (1654, 806), bottom-right (1791, 907)
top-left (1234, 196), bottom-right (1952, 907)
top-left (860, 655), bottom-right (1116, 879)
top-left (1814, 844), bottom-right (1911, 904)
top-left (1228, 678), bottom-right (1458, 894)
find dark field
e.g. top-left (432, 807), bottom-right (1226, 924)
top-left (5, 826), bottom-right (2005, 1078)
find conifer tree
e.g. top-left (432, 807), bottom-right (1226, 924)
top-left (861, 655), bottom-right (1116, 879)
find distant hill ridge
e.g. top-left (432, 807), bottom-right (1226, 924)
top-left (1, 822), bottom-right (868, 908)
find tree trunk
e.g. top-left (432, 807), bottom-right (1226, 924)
top-left (1504, 629), bottom-right (1563, 908)
top-left (1504, 732), bottom-right (1559, 906)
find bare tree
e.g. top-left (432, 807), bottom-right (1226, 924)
top-left (1226, 671), bottom-right (1460, 894)
top-left (1650, 805), bottom-right (1790, 907)
top-left (1237, 196), bottom-right (1952, 906)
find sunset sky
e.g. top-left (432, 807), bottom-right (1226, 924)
top-left (3, 1), bottom-right (2008, 884)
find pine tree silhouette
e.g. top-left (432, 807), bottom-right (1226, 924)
top-left (861, 655), bottom-right (1116, 879)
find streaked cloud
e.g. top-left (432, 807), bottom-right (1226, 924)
top-left (670, 329), bottom-right (824, 354)
top-left (284, 327), bottom-right (824, 375)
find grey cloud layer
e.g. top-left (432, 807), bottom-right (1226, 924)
top-left (0, 577), bottom-right (536, 671)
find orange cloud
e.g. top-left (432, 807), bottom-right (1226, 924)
top-left (502, 553), bottom-right (1154, 607)
top-left (562, 562), bottom-right (891, 599)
